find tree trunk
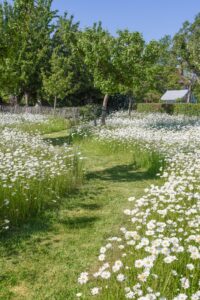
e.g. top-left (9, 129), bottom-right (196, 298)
top-left (187, 85), bottom-right (192, 103)
top-left (128, 96), bottom-right (133, 116)
top-left (93, 107), bottom-right (97, 126)
top-left (24, 92), bottom-right (29, 106)
top-left (54, 96), bottom-right (57, 115)
top-left (101, 94), bottom-right (109, 125)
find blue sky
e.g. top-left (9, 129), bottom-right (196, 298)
top-left (52, 0), bottom-right (200, 41)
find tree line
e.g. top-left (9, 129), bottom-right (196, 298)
top-left (0, 0), bottom-right (200, 121)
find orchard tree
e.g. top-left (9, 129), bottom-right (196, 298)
top-left (80, 23), bottom-right (119, 125)
top-left (43, 14), bottom-right (88, 109)
top-left (112, 30), bottom-right (145, 114)
top-left (0, 0), bottom-right (56, 104)
top-left (173, 15), bottom-right (200, 76)
top-left (173, 14), bottom-right (200, 100)
top-left (0, 1), bottom-right (19, 99)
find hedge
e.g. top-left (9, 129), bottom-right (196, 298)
top-left (173, 103), bottom-right (200, 116)
top-left (136, 103), bottom-right (200, 116)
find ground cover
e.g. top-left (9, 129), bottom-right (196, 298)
top-left (1, 112), bottom-right (200, 300)
top-left (0, 126), bottom-right (158, 299)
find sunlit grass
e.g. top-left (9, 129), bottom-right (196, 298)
top-left (0, 132), bottom-right (158, 300)
top-left (16, 116), bottom-right (72, 134)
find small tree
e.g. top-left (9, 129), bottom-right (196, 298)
top-left (43, 49), bottom-right (67, 111)
top-left (43, 14), bottom-right (88, 109)
top-left (0, 0), bottom-right (56, 104)
top-left (80, 23), bottom-right (119, 125)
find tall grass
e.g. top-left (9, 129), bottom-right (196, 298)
top-left (76, 113), bottom-right (200, 300)
top-left (16, 116), bottom-right (72, 134)
top-left (0, 118), bottom-right (84, 230)
top-left (77, 138), bottom-right (164, 178)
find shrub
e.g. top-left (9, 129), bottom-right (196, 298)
top-left (79, 104), bottom-right (101, 121)
top-left (137, 103), bottom-right (164, 113)
top-left (173, 103), bottom-right (200, 116)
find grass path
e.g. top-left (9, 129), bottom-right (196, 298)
top-left (0, 132), bottom-right (159, 300)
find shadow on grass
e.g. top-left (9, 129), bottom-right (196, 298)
top-left (0, 192), bottom-right (102, 253)
top-left (44, 135), bottom-right (72, 146)
top-left (87, 163), bottom-right (157, 182)
top-left (59, 216), bottom-right (99, 229)
top-left (0, 160), bottom-right (157, 257)
top-left (0, 214), bottom-right (54, 254)
top-left (43, 133), bottom-right (76, 146)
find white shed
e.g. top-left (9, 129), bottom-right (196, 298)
top-left (161, 89), bottom-right (190, 103)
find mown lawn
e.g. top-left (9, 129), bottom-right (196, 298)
top-left (0, 131), bottom-right (159, 300)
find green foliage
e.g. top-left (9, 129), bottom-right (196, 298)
top-left (42, 14), bottom-right (91, 106)
top-left (80, 27), bottom-right (163, 101)
top-left (79, 23), bottom-right (119, 95)
top-left (0, 1), bottom-right (199, 106)
top-left (0, 0), bottom-right (56, 103)
top-left (16, 117), bottom-right (71, 134)
top-left (137, 103), bottom-right (166, 113)
top-left (173, 103), bottom-right (200, 116)
top-left (79, 104), bottom-right (101, 121)
top-left (173, 14), bottom-right (200, 76)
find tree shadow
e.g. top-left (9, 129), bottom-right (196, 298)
top-left (0, 213), bottom-right (54, 255)
top-left (59, 216), bottom-right (99, 229)
top-left (62, 189), bottom-right (104, 211)
top-left (87, 163), bottom-right (157, 182)
top-left (44, 135), bottom-right (72, 146)
top-left (0, 191), bottom-right (103, 254)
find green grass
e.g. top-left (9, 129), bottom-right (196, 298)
top-left (0, 132), bottom-right (160, 300)
top-left (16, 117), bottom-right (72, 135)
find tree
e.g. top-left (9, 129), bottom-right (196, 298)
top-left (173, 14), bottom-right (200, 100)
top-left (79, 23), bottom-right (119, 125)
top-left (114, 31), bottom-right (166, 113)
top-left (80, 25), bottom-right (165, 121)
top-left (43, 14), bottom-right (90, 109)
top-left (0, 1), bottom-right (19, 99)
top-left (112, 30), bottom-right (145, 115)
top-left (0, 0), bottom-right (56, 104)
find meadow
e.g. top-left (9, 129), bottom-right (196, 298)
top-left (0, 112), bottom-right (199, 300)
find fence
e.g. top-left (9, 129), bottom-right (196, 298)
top-left (0, 105), bottom-right (80, 120)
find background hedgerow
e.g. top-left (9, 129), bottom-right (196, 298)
top-left (136, 103), bottom-right (200, 116)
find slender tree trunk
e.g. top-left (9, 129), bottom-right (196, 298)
top-left (101, 94), bottom-right (109, 125)
top-left (128, 96), bottom-right (133, 116)
top-left (54, 96), bottom-right (57, 115)
top-left (24, 92), bottom-right (29, 106)
top-left (187, 85), bottom-right (192, 103)
top-left (93, 107), bottom-right (97, 126)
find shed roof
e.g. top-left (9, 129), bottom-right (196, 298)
top-left (161, 89), bottom-right (189, 101)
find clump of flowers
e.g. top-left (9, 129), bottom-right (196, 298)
top-left (0, 112), bottom-right (48, 127)
top-left (0, 125), bottom-right (83, 229)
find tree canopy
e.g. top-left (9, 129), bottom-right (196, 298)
top-left (0, 1), bottom-right (199, 107)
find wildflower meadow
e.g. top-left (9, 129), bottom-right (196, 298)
top-left (0, 113), bottom-right (83, 230)
top-left (77, 112), bottom-right (200, 300)
top-left (0, 111), bottom-right (200, 300)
